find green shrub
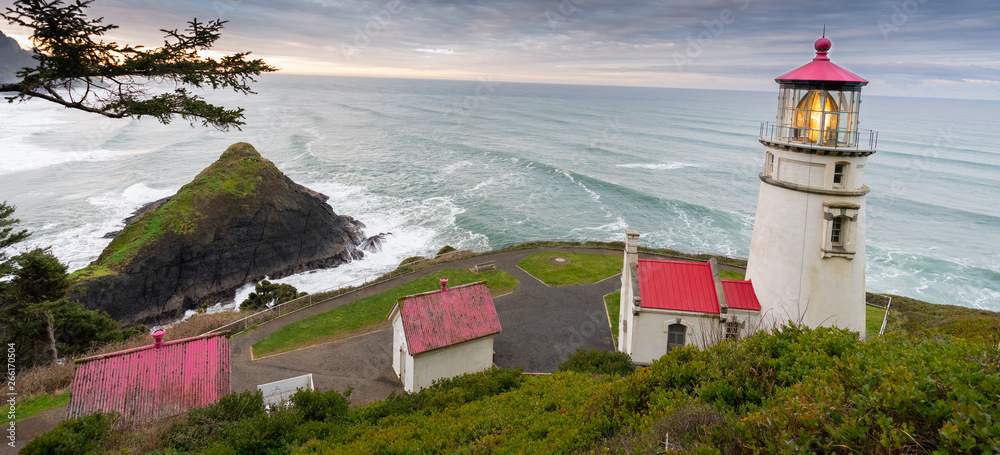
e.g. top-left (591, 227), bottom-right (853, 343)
top-left (240, 280), bottom-right (306, 311)
top-left (436, 245), bottom-right (457, 255)
top-left (20, 412), bottom-right (115, 455)
top-left (167, 390), bottom-right (267, 452)
top-left (290, 387), bottom-right (352, 422)
top-left (558, 348), bottom-right (635, 377)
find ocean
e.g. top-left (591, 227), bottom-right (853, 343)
top-left (1, 75), bottom-right (998, 314)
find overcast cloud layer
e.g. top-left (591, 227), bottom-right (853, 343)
top-left (3, 0), bottom-right (998, 99)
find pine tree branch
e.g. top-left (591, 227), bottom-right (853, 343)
top-left (1, 0), bottom-right (277, 130)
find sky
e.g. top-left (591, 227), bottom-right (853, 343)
top-left (2, 0), bottom-right (999, 100)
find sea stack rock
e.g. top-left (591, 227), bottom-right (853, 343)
top-left (69, 143), bottom-right (366, 324)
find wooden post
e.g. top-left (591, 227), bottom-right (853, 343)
top-left (878, 297), bottom-right (893, 336)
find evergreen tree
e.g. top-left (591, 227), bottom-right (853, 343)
top-left (0, 201), bottom-right (29, 285)
top-left (1, 0), bottom-right (277, 130)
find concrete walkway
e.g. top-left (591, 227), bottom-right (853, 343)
top-left (230, 247), bottom-right (624, 405)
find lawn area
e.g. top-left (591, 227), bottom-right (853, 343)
top-left (719, 269), bottom-right (745, 280)
top-left (867, 304), bottom-right (887, 336)
top-left (252, 269), bottom-right (518, 358)
top-left (604, 290), bottom-right (621, 348)
top-left (517, 251), bottom-right (621, 287)
top-left (15, 390), bottom-right (70, 422)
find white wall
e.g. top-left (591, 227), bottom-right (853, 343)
top-left (747, 144), bottom-right (867, 333)
top-left (409, 336), bottom-right (495, 392)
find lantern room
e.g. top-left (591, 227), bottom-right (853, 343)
top-left (766, 37), bottom-right (870, 149)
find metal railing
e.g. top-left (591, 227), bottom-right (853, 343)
top-left (200, 238), bottom-right (743, 336)
top-left (759, 122), bottom-right (878, 151)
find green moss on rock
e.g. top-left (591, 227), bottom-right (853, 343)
top-left (95, 143), bottom-right (278, 270)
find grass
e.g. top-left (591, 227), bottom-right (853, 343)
top-left (14, 390), bottom-right (70, 422)
top-left (719, 269), bottom-right (745, 280)
top-left (866, 304), bottom-right (887, 336)
top-left (252, 268), bottom-right (519, 358)
top-left (605, 290), bottom-right (621, 347)
top-left (517, 251), bottom-right (621, 287)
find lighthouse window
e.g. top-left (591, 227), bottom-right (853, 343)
top-left (794, 91), bottom-right (840, 145)
top-left (833, 163), bottom-right (846, 188)
top-left (765, 152), bottom-right (775, 176)
top-left (667, 323), bottom-right (686, 352)
top-left (831, 217), bottom-right (845, 246)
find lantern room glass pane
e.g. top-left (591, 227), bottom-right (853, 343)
top-left (775, 87), bottom-right (861, 148)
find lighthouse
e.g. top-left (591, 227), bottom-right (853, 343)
top-left (745, 36), bottom-right (877, 333)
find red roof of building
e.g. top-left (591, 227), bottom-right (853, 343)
top-left (396, 281), bottom-right (501, 355)
top-left (67, 332), bottom-right (230, 423)
top-left (722, 279), bottom-right (762, 311)
top-left (776, 37), bottom-right (868, 85)
top-left (637, 259), bottom-right (760, 314)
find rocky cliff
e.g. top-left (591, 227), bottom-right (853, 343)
top-left (69, 143), bottom-right (367, 324)
top-left (0, 29), bottom-right (34, 83)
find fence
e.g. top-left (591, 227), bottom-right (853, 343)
top-left (201, 238), bottom-right (744, 336)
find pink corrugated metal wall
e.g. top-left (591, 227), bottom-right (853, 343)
top-left (67, 332), bottom-right (231, 423)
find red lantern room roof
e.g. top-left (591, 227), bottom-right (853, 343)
top-left (776, 37), bottom-right (867, 89)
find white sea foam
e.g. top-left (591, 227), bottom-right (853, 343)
top-left (22, 183), bottom-right (177, 271)
top-left (616, 162), bottom-right (696, 170)
top-left (215, 181), bottom-right (489, 301)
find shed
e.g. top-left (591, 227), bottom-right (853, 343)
top-left (619, 230), bottom-right (761, 364)
top-left (67, 330), bottom-right (231, 424)
top-left (387, 279), bottom-right (501, 392)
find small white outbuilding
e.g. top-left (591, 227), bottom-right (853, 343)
top-left (387, 279), bottom-right (502, 392)
top-left (619, 230), bottom-right (762, 365)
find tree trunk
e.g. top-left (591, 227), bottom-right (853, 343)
top-left (44, 310), bottom-right (58, 363)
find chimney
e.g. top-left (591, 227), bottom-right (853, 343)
top-left (625, 230), bottom-right (640, 268)
top-left (152, 329), bottom-right (165, 350)
top-left (440, 278), bottom-right (448, 292)
top-left (709, 258), bottom-right (729, 319)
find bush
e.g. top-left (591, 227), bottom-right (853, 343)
top-left (558, 348), bottom-right (636, 377)
top-left (290, 387), bottom-right (352, 422)
top-left (240, 280), bottom-right (306, 310)
top-left (167, 390), bottom-right (268, 452)
top-left (20, 412), bottom-right (115, 455)
top-left (436, 245), bottom-right (457, 256)
top-left (0, 299), bottom-right (144, 370)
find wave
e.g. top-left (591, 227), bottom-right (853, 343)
top-left (616, 162), bottom-right (696, 170)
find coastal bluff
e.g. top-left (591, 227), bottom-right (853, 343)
top-left (69, 142), bottom-right (367, 324)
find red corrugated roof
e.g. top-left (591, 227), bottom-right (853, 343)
top-left (722, 279), bottom-right (762, 311)
top-left (67, 332), bottom-right (230, 423)
top-left (398, 281), bottom-right (501, 355)
top-left (637, 259), bottom-right (720, 313)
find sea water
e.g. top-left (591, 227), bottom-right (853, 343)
top-left (1, 75), bottom-right (997, 312)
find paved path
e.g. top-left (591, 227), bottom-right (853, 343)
top-left (231, 247), bottom-right (624, 405)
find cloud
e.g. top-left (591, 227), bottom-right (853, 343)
top-left (3, 0), bottom-right (997, 99)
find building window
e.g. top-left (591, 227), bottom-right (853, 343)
top-left (831, 216), bottom-right (845, 247)
top-left (725, 320), bottom-right (741, 340)
top-left (667, 323), bottom-right (686, 352)
top-left (833, 162), bottom-right (847, 188)
top-left (823, 202), bottom-right (859, 258)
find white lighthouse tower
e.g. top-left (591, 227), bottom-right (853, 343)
top-left (745, 36), bottom-right (877, 333)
